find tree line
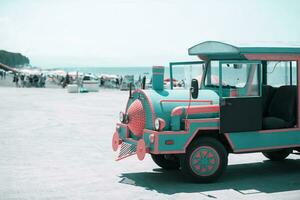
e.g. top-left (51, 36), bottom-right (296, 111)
top-left (0, 50), bottom-right (30, 67)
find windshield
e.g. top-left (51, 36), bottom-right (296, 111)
top-left (204, 60), bottom-right (260, 97)
top-left (205, 61), bottom-right (252, 88)
top-left (169, 62), bottom-right (205, 89)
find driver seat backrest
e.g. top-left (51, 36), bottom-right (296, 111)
top-left (262, 85), bottom-right (276, 117)
top-left (267, 85), bottom-right (297, 127)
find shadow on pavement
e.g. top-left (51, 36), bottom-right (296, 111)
top-left (119, 158), bottom-right (300, 195)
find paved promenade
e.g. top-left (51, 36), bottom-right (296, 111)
top-left (0, 87), bottom-right (300, 200)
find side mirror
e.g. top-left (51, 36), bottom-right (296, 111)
top-left (190, 79), bottom-right (199, 99)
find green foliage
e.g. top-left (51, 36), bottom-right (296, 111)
top-left (0, 50), bottom-right (30, 67)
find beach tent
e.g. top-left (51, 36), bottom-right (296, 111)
top-left (99, 74), bottom-right (118, 80)
top-left (19, 68), bottom-right (41, 75)
top-left (68, 71), bottom-right (83, 77)
top-left (51, 70), bottom-right (67, 76)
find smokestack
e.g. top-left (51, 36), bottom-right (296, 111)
top-left (152, 66), bottom-right (164, 91)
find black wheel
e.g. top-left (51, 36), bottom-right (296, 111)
top-left (180, 137), bottom-right (228, 183)
top-left (262, 149), bottom-right (292, 161)
top-left (151, 154), bottom-right (180, 170)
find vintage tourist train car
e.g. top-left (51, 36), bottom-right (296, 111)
top-left (112, 41), bottom-right (300, 182)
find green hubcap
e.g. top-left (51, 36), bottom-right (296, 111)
top-left (190, 146), bottom-right (220, 176)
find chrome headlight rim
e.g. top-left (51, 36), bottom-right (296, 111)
top-left (124, 113), bottom-right (129, 123)
top-left (154, 118), bottom-right (166, 131)
top-left (119, 111), bottom-right (125, 123)
top-left (119, 111), bottom-right (129, 123)
top-left (154, 118), bottom-right (160, 131)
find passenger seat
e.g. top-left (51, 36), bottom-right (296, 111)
top-left (262, 85), bottom-right (276, 117)
top-left (263, 85), bottom-right (297, 129)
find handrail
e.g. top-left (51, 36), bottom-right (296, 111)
top-left (160, 99), bottom-right (213, 104)
top-left (171, 104), bottom-right (220, 116)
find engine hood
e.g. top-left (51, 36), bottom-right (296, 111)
top-left (126, 89), bottom-right (219, 131)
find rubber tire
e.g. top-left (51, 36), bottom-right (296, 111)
top-left (151, 154), bottom-right (180, 170)
top-left (262, 149), bottom-right (291, 161)
top-left (180, 137), bottom-right (228, 183)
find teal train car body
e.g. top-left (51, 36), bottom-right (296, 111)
top-left (112, 41), bottom-right (300, 182)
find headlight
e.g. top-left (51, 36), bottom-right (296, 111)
top-left (119, 111), bottom-right (129, 123)
top-left (154, 118), bottom-right (160, 130)
top-left (154, 118), bottom-right (165, 131)
top-left (119, 112), bottom-right (125, 122)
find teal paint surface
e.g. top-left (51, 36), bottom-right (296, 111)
top-left (124, 88), bottom-right (219, 141)
top-left (228, 130), bottom-right (300, 151)
top-left (118, 126), bottom-right (127, 139)
top-left (144, 89), bottom-right (219, 130)
top-left (171, 115), bottom-right (181, 131)
top-left (157, 121), bottom-right (219, 152)
top-left (158, 133), bottom-right (189, 151)
top-left (117, 120), bottom-right (219, 153)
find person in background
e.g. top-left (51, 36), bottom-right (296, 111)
top-left (40, 74), bottom-right (46, 88)
top-left (38, 74), bottom-right (43, 87)
top-left (29, 75), bottom-right (33, 87)
top-left (33, 75), bottom-right (39, 87)
top-left (116, 78), bottom-right (119, 88)
top-left (20, 74), bottom-right (25, 87)
top-left (63, 73), bottom-right (70, 88)
top-left (25, 75), bottom-right (29, 87)
top-left (100, 76), bottom-right (104, 86)
top-left (60, 76), bottom-right (65, 87)
top-left (13, 73), bottom-right (19, 87)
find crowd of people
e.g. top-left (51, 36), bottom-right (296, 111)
top-left (1, 69), bottom-right (146, 90)
top-left (61, 73), bottom-right (71, 88)
top-left (13, 73), bottom-right (46, 88)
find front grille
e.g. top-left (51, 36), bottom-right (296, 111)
top-left (116, 142), bottom-right (137, 161)
top-left (127, 99), bottom-right (146, 137)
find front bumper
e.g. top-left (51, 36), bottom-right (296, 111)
top-left (112, 123), bottom-right (187, 161)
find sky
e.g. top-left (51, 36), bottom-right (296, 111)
top-left (1, 0), bottom-right (300, 67)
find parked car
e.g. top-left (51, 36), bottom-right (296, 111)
top-left (82, 74), bottom-right (99, 92)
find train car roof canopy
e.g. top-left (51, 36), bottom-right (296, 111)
top-left (188, 41), bottom-right (300, 60)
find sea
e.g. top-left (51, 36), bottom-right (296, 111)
top-left (58, 66), bottom-right (201, 82)
top-left (61, 66), bottom-right (153, 79)
top-left (58, 66), bottom-right (191, 80)
top-left (55, 62), bottom-right (296, 86)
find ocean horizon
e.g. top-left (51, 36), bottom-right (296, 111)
top-left (61, 66), bottom-right (153, 79)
